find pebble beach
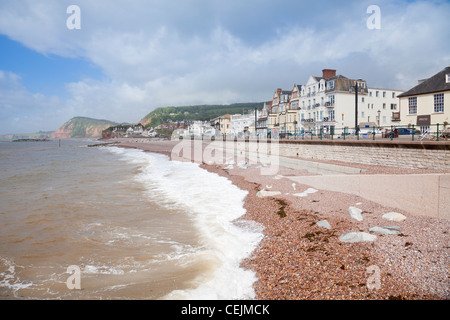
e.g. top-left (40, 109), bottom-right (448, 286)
top-left (111, 138), bottom-right (449, 300)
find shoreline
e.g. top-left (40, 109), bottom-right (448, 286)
top-left (109, 138), bottom-right (449, 300)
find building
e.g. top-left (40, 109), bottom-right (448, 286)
top-left (398, 66), bottom-right (450, 133)
top-left (230, 110), bottom-right (260, 138)
top-left (298, 69), bottom-right (368, 135)
top-left (284, 84), bottom-right (301, 136)
top-left (364, 88), bottom-right (402, 128)
top-left (297, 69), bottom-right (404, 136)
top-left (256, 101), bottom-right (271, 137)
top-left (267, 88), bottom-right (292, 138)
top-left (211, 114), bottom-right (231, 135)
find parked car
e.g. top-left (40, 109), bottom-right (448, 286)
top-left (280, 133), bottom-right (294, 139)
top-left (397, 128), bottom-right (421, 135)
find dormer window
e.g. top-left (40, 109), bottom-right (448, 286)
top-left (446, 74), bottom-right (450, 83)
top-left (327, 81), bottom-right (335, 90)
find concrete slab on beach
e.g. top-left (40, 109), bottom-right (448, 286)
top-left (287, 173), bottom-right (450, 220)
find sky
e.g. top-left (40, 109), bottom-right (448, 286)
top-left (0, 0), bottom-right (449, 134)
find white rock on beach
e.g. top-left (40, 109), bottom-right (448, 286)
top-left (348, 206), bottom-right (363, 221)
top-left (293, 188), bottom-right (318, 197)
top-left (382, 212), bottom-right (407, 222)
top-left (369, 226), bottom-right (401, 235)
top-left (256, 190), bottom-right (282, 198)
top-left (316, 220), bottom-right (332, 229)
top-left (339, 232), bottom-right (377, 243)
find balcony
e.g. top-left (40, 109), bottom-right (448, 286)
top-left (324, 102), bottom-right (334, 108)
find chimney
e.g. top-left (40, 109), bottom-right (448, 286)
top-left (277, 88), bottom-right (282, 95)
top-left (322, 69), bottom-right (336, 79)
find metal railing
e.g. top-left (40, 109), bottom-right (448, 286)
top-left (267, 123), bottom-right (450, 142)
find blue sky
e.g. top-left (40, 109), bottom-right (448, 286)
top-left (0, 0), bottom-right (449, 134)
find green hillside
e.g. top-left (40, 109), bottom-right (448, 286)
top-left (139, 102), bottom-right (265, 128)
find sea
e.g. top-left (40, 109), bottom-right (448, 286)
top-left (0, 139), bottom-right (263, 300)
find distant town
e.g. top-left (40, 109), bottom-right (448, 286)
top-left (111, 66), bottom-right (449, 141)
top-left (5, 66), bottom-right (449, 141)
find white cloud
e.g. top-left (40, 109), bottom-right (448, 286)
top-left (0, 70), bottom-right (63, 133)
top-left (0, 0), bottom-right (449, 133)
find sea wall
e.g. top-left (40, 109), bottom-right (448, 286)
top-left (216, 139), bottom-right (450, 171)
top-left (278, 142), bottom-right (450, 170)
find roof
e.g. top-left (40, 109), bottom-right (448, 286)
top-left (398, 66), bottom-right (450, 97)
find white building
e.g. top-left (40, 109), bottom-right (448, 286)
top-left (362, 88), bottom-right (402, 128)
top-left (297, 69), bottom-right (404, 135)
top-left (184, 121), bottom-right (217, 137)
top-left (230, 111), bottom-right (260, 137)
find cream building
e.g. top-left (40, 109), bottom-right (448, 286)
top-left (398, 66), bottom-right (450, 133)
top-left (211, 114), bottom-right (231, 135)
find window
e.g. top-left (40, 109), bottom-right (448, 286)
top-left (383, 91), bottom-right (386, 98)
top-left (328, 81), bottom-right (335, 90)
top-left (329, 110), bottom-right (335, 120)
top-left (391, 103), bottom-right (397, 110)
top-left (361, 111), bottom-right (365, 118)
top-left (369, 91), bottom-right (373, 97)
top-left (362, 97), bottom-right (365, 103)
top-left (320, 111), bottom-right (324, 121)
top-left (383, 103), bottom-right (386, 109)
top-left (392, 92), bottom-right (396, 98)
top-left (408, 97), bottom-right (417, 114)
top-left (329, 95), bottom-right (335, 105)
top-left (376, 91), bottom-right (379, 97)
top-left (447, 74), bottom-right (450, 83)
top-left (383, 116), bottom-right (386, 123)
top-left (434, 93), bottom-right (444, 113)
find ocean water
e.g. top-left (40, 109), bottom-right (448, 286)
top-left (0, 139), bottom-right (263, 300)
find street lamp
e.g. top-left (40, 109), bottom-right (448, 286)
top-left (354, 80), bottom-right (363, 135)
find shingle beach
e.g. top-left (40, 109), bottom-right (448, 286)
top-left (113, 139), bottom-right (449, 300)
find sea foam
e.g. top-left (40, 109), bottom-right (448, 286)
top-left (107, 147), bottom-right (263, 300)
